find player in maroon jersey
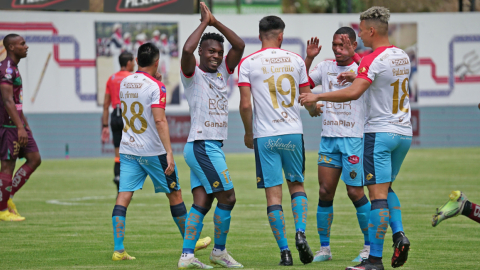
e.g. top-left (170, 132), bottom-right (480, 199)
top-left (0, 34), bottom-right (41, 221)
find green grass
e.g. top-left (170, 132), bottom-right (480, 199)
top-left (1, 148), bottom-right (480, 269)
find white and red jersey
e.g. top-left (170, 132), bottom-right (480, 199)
top-left (238, 48), bottom-right (309, 139)
top-left (309, 60), bottom-right (363, 138)
top-left (181, 57), bottom-right (233, 142)
top-left (119, 71), bottom-right (168, 156)
top-left (357, 46), bottom-right (412, 136)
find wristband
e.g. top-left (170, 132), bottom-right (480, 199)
top-left (352, 53), bottom-right (362, 63)
top-left (103, 124), bottom-right (108, 128)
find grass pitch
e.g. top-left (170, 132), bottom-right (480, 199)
top-left (1, 148), bottom-right (480, 269)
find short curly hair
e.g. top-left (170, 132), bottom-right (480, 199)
top-left (360, 6), bottom-right (390, 25)
top-left (199, 32), bottom-right (225, 48)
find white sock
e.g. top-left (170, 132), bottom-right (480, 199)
top-left (181, 253), bottom-right (194, 260)
top-left (212, 248), bottom-right (226, 256)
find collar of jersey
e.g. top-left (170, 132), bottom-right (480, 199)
top-left (337, 59), bottom-right (355, 66)
top-left (135, 71), bottom-right (156, 81)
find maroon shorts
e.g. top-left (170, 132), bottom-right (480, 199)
top-left (0, 127), bottom-right (39, 160)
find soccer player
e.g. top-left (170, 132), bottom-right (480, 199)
top-left (110, 43), bottom-right (210, 261)
top-left (102, 52), bottom-right (134, 192)
top-left (304, 28), bottom-right (371, 263)
top-left (433, 191), bottom-right (480, 226)
top-left (238, 16), bottom-right (321, 266)
top-left (178, 3), bottom-right (245, 269)
top-left (0, 34), bottom-right (41, 221)
top-left (300, 6), bottom-right (412, 270)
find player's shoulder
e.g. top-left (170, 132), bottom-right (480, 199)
top-left (239, 49), bottom-right (265, 69)
top-left (360, 46), bottom-right (395, 67)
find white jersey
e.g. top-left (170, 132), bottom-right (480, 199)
top-left (238, 48), bottom-right (309, 139)
top-left (357, 46), bottom-right (412, 136)
top-left (119, 71), bottom-right (168, 156)
top-left (181, 58), bottom-right (233, 142)
top-left (309, 60), bottom-right (363, 138)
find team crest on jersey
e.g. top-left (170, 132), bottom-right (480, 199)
top-left (161, 85), bottom-right (167, 93)
top-left (349, 69), bottom-right (355, 73)
top-left (217, 73), bottom-right (223, 81)
top-left (350, 170), bottom-right (357, 179)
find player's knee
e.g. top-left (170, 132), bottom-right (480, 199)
top-left (167, 190), bottom-right (183, 205)
top-left (27, 154), bottom-right (41, 169)
top-left (218, 190), bottom-right (236, 206)
top-left (319, 186), bottom-right (334, 201)
top-left (346, 186), bottom-right (364, 202)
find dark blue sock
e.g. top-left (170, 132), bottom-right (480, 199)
top-left (317, 199), bottom-right (333, 247)
top-left (112, 205), bottom-right (127, 252)
top-left (387, 188), bottom-right (404, 235)
top-left (170, 202), bottom-right (188, 238)
top-left (182, 204), bottom-right (209, 254)
top-left (267, 205), bottom-right (289, 251)
top-left (353, 195), bottom-right (371, 245)
top-left (214, 203), bottom-right (233, 251)
top-left (368, 199), bottom-right (389, 258)
top-left (291, 192), bottom-right (308, 232)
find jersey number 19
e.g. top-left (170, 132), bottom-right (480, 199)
top-left (263, 74), bottom-right (296, 109)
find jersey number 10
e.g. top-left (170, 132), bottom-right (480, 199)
top-left (390, 78), bottom-right (409, 114)
top-left (121, 101), bottom-right (148, 134)
top-left (263, 74), bottom-right (296, 109)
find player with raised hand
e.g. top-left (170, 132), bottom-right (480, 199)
top-left (102, 52), bottom-right (134, 193)
top-left (238, 16), bottom-right (321, 266)
top-left (178, 3), bottom-right (245, 269)
top-left (304, 28), bottom-right (371, 263)
top-left (300, 6), bottom-right (412, 270)
top-left (0, 34), bottom-right (41, 221)
top-left (110, 43), bottom-right (210, 261)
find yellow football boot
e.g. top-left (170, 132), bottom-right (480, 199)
top-left (195, 236), bottom-right (212, 252)
top-left (0, 210), bottom-right (25, 221)
top-left (7, 198), bottom-right (22, 217)
top-left (112, 251), bottom-right (136, 261)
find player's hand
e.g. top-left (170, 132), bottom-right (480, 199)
top-left (244, 133), bottom-right (254, 149)
top-left (337, 71), bottom-right (356, 85)
top-left (199, 2), bottom-right (210, 25)
top-left (18, 127), bottom-right (28, 147)
top-left (299, 93), bottom-right (319, 106)
top-left (341, 34), bottom-right (355, 57)
top-left (204, 4), bottom-right (217, 26)
top-left (306, 37), bottom-right (322, 59)
top-left (155, 72), bottom-right (162, 81)
top-left (308, 103), bottom-right (323, 117)
top-left (101, 127), bottom-right (110, 143)
top-left (164, 152), bottom-right (175, 176)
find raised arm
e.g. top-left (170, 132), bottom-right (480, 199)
top-left (152, 107), bottom-right (175, 176)
top-left (239, 86), bottom-right (253, 149)
top-left (181, 2), bottom-right (210, 77)
top-left (0, 83), bottom-right (27, 146)
top-left (207, 7), bottom-right (245, 71)
top-left (305, 37), bottom-right (322, 72)
top-left (299, 78), bottom-right (370, 104)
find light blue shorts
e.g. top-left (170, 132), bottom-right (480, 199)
top-left (363, 133), bottom-right (412, 185)
top-left (318, 137), bottom-right (363, 187)
top-left (183, 140), bottom-right (234, 194)
top-left (254, 134), bottom-right (305, 188)
top-left (119, 154), bottom-right (180, 193)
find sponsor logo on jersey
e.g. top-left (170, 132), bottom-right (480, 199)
top-left (250, 54), bottom-right (263, 61)
top-left (359, 67), bottom-right (367, 73)
top-left (130, 136), bottom-right (135, 142)
top-left (209, 96), bottom-right (228, 111)
top-left (323, 119), bottom-right (356, 128)
top-left (124, 82), bottom-right (143, 88)
top-left (272, 116), bottom-right (299, 124)
top-left (474, 205), bottom-right (480, 217)
top-left (264, 138), bottom-right (296, 152)
top-left (327, 72), bottom-right (338, 76)
top-left (204, 121), bottom-right (228, 128)
top-left (348, 155), bottom-right (360, 164)
top-left (392, 68), bottom-right (410, 76)
top-left (257, 177), bottom-right (262, 183)
top-left (366, 173), bottom-right (373, 181)
top-left (212, 181), bottom-right (220, 188)
top-left (281, 112), bottom-right (288, 118)
top-left (390, 58), bottom-right (409, 67)
top-left (380, 53), bottom-right (390, 61)
top-left (4, 74), bottom-right (12, 80)
top-left (350, 170), bottom-right (357, 179)
top-left (161, 97), bottom-right (166, 103)
top-left (170, 182), bottom-right (176, 189)
top-left (6, 68), bottom-right (13, 74)
top-left (161, 85), bottom-right (167, 92)
top-left (261, 57), bottom-right (291, 65)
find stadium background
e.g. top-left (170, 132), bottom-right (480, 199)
top-left (0, 1), bottom-right (478, 158)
